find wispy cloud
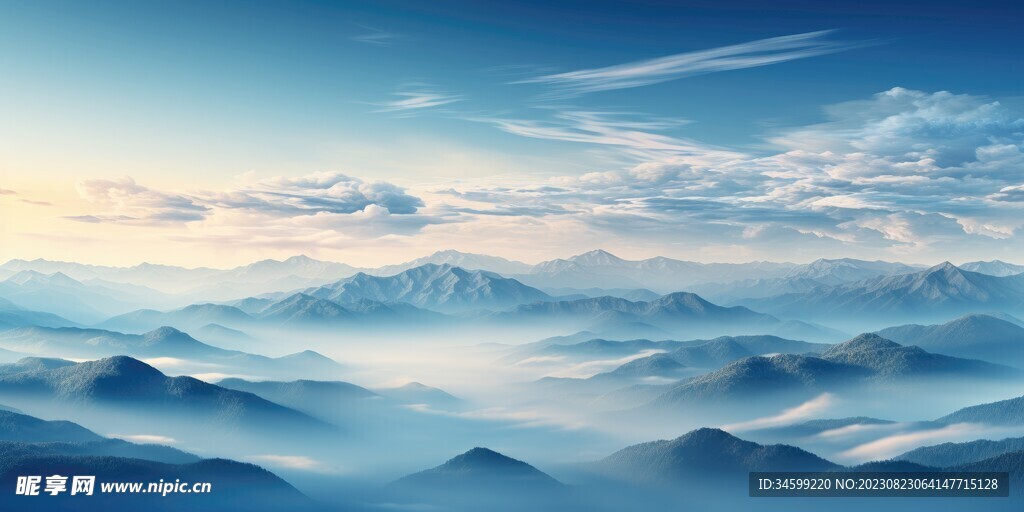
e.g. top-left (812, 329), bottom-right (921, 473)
top-left (110, 434), bottom-right (178, 444)
top-left (836, 423), bottom-right (1005, 463)
top-left (375, 86), bottom-right (462, 114)
top-left (722, 393), bottom-right (836, 432)
top-left (0, 188), bottom-right (14, 195)
top-left (519, 30), bottom-right (870, 97)
top-left (70, 177), bottom-right (210, 225)
top-left (350, 25), bottom-right (403, 46)
top-left (471, 110), bottom-right (741, 162)
top-left (250, 454), bottom-right (337, 472)
top-left (18, 198), bottom-right (53, 206)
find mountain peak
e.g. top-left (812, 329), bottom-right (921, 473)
top-left (75, 356), bottom-right (165, 379)
top-left (569, 249), bottom-right (628, 266)
top-left (676, 427), bottom-right (738, 445)
top-left (825, 333), bottom-right (901, 354)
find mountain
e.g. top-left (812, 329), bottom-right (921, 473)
top-left (736, 263), bottom-right (1024, 326)
top-left (603, 354), bottom-right (688, 379)
top-left (541, 287), bottom-right (662, 302)
top-left (819, 333), bottom-right (1018, 379)
top-left (0, 326), bottom-right (343, 379)
top-left (592, 428), bottom-right (838, 485)
top-left (0, 297), bottom-right (77, 331)
top-left (876, 314), bottom-right (1024, 365)
top-left (784, 258), bottom-right (921, 285)
top-left (692, 258), bottom-right (923, 303)
top-left (306, 263), bottom-right (552, 313)
top-left (192, 323), bottom-right (254, 346)
top-left (0, 255), bottom-right (362, 300)
top-left (897, 437), bottom-right (1024, 467)
top-left (959, 260), bottom-right (1024, 277)
top-left (373, 250), bottom-right (533, 276)
top-left (216, 254), bottom-right (360, 282)
top-left (517, 250), bottom-right (797, 294)
top-left (216, 378), bottom-right (377, 422)
top-left (0, 356), bottom-right (330, 433)
top-left (375, 382), bottom-right (464, 410)
top-left (259, 293), bottom-right (439, 326)
top-left (0, 409), bottom-right (102, 442)
top-left (1, 408), bottom-right (196, 463)
top-left (0, 325), bottom-right (231, 359)
top-left (0, 357), bottom-right (76, 376)
top-left (0, 438), bottom-right (199, 465)
top-left (652, 354), bottom-right (871, 405)
top-left (937, 395), bottom-right (1024, 426)
top-left (0, 271), bottom-right (143, 323)
top-left (671, 335), bottom-right (826, 368)
top-left (954, 451), bottom-right (1024, 484)
top-left (258, 293), bottom-right (358, 323)
top-left (394, 447), bottom-right (561, 490)
top-left (504, 292), bottom-right (780, 336)
top-left (98, 303), bottom-right (256, 333)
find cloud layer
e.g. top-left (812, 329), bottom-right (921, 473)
top-left (62, 87), bottom-right (1024, 261)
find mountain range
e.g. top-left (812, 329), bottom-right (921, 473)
top-left (0, 356), bottom-right (332, 434)
top-left (0, 326), bottom-right (343, 379)
top-left (736, 263), bottom-right (1024, 326)
top-left (651, 334), bottom-right (1017, 406)
top-left (304, 263), bottom-right (553, 313)
top-left (591, 428), bottom-right (838, 485)
top-left (897, 437), bottom-right (1024, 467)
top-left (937, 394), bottom-right (1024, 426)
top-left (876, 314), bottom-right (1024, 366)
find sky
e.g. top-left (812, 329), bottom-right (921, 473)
top-left (0, 0), bottom-right (1022, 267)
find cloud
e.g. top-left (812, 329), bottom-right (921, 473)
top-left (518, 30), bottom-right (869, 97)
top-left (991, 184), bottom-right (1024, 202)
top-left (72, 177), bottom-right (210, 225)
top-left (18, 198), bottom-right (53, 206)
top-left (441, 88), bottom-right (1024, 258)
top-left (67, 172), bottom-right (438, 241)
top-left (0, 188), bottom-right (14, 195)
top-left (545, 349), bottom-right (668, 379)
top-left (472, 110), bottom-right (741, 163)
top-left (250, 454), bottom-right (336, 472)
top-left (375, 85), bottom-right (462, 114)
top-left (110, 434), bottom-right (178, 444)
top-left (351, 26), bottom-right (403, 46)
top-left (204, 172), bottom-right (425, 216)
top-left (836, 423), bottom-right (996, 463)
top-left (722, 393), bottom-right (836, 432)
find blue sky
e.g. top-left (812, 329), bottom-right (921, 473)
top-left (0, 0), bottom-right (1022, 266)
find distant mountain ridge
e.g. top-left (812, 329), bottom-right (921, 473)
top-left (305, 263), bottom-right (553, 313)
top-left (0, 356), bottom-right (331, 433)
top-left (736, 263), bottom-right (1024, 326)
top-left (876, 314), bottom-right (1024, 366)
top-left (592, 428), bottom-right (838, 485)
top-left (652, 334), bottom-right (1018, 406)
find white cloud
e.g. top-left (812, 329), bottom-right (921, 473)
top-left (110, 434), bottom-right (178, 444)
top-left (71, 177), bottom-right (210, 225)
top-left (68, 172), bottom-right (440, 241)
top-left (441, 88), bottom-right (1024, 258)
top-left (518, 30), bottom-right (868, 97)
top-left (375, 85), bottom-right (462, 114)
top-left (722, 393), bottom-right (836, 432)
top-left (836, 423), bottom-right (991, 463)
top-left (250, 454), bottom-right (336, 472)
